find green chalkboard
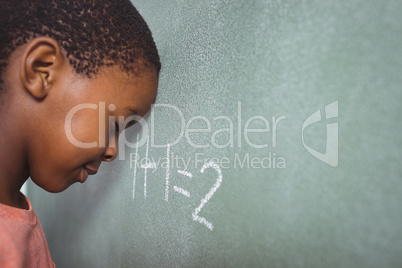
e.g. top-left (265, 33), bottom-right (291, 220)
top-left (27, 0), bottom-right (402, 267)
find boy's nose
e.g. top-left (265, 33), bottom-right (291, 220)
top-left (101, 145), bottom-right (118, 162)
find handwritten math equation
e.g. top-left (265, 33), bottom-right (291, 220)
top-left (131, 136), bottom-right (223, 231)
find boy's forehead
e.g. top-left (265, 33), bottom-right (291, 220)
top-left (92, 67), bottom-right (158, 116)
top-left (105, 66), bottom-right (158, 85)
top-left (94, 65), bottom-right (156, 84)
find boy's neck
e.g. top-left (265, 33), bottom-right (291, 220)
top-left (0, 113), bottom-right (30, 209)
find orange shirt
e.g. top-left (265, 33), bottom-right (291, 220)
top-left (0, 193), bottom-right (55, 267)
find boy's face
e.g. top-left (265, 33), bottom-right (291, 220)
top-left (27, 66), bottom-right (158, 193)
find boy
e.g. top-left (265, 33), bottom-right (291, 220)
top-left (0, 0), bottom-right (160, 266)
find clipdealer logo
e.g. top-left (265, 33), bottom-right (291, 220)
top-left (63, 100), bottom-right (339, 168)
top-left (302, 101), bottom-right (339, 167)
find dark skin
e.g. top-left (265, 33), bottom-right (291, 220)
top-left (0, 37), bottom-right (158, 210)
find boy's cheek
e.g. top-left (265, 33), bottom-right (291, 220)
top-left (68, 123), bottom-right (100, 144)
top-left (63, 109), bottom-right (104, 146)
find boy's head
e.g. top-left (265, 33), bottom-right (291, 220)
top-left (0, 0), bottom-right (161, 84)
top-left (0, 0), bottom-right (160, 193)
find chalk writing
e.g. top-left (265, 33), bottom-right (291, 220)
top-left (132, 139), bottom-right (223, 231)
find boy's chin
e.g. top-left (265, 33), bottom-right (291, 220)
top-left (41, 185), bottom-right (71, 194)
top-left (30, 177), bottom-right (76, 194)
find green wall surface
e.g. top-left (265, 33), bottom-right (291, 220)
top-left (28, 0), bottom-right (402, 267)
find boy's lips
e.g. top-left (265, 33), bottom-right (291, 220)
top-left (85, 167), bottom-right (98, 175)
top-left (80, 167), bottom-right (98, 183)
top-left (80, 168), bottom-right (88, 183)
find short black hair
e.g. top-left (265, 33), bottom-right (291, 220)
top-left (0, 0), bottom-right (161, 86)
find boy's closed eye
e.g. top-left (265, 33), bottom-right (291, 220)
top-left (114, 118), bottom-right (138, 134)
top-left (115, 122), bottom-right (120, 133)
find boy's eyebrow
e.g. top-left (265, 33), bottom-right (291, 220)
top-left (124, 107), bottom-right (138, 117)
top-left (121, 107), bottom-right (140, 129)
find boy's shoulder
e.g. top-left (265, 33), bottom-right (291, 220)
top-left (0, 196), bottom-right (55, 267)
top-left (0, 203), bottom-right (33, 266)
top-left (0, 196), bottom-right (37, 224)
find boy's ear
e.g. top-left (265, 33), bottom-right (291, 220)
top-left (20, 36), bottom-right (65, 100)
